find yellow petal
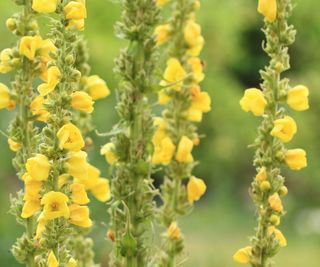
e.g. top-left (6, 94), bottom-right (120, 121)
top-left (187, 176), bottom-right (206, 203)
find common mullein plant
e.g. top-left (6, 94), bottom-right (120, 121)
top-left (153, 0), bottom-right (210, 265)
top-left (0, 0), bottom-right (40, 266)
top-left (234, 0), bottom-right (309, 266)
top-left (100, 0), bottom-right (159, 266)
top-left (5, 0), bottom-right (110, 266)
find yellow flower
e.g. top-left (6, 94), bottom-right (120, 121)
top-left (32, 0), bottom-right (58, 13)
top-left (71, 91), bottom-right (94, 113)
top-left (186, 107), bottom-right (202, 122)
top-left (67, 258), bottom-right (77, 267)
top-left (194, 0), bottom-right (201, 9)
top-left (156, 0), bottom-right (169, 7)
top-left (152, 137), bottom-right (176, 165)
top-left (85, 75), bottom-right (110, 100)
top-left (21, 198), bottom-right (41, 218)
top-left (167, 222), bottom-right (181, 240)
top-left (255, 167), bottom-right (267, 182)
top-left (100, 143), bottom-right (118, 165)
top-left (287, 85), bottom-right (309, 111)
top-left (268, 193), bottom-right (283, 212)
top-left (67, 19), bottom-right (85, 31)
top-left (90, 178), bottom-right (111, 202)
top-left (47, 250), bottom-right (59, 267)
top-left (80, 163), bottom-right (100, 189)
top-left (37, 66), bottom-right (61, 96)
top-left (57, 123), bottom-right (85, 151)
top-left (155, 24), bottom-right (170, 45)
top-left (8, 138), bottom-right (21, 152)
top-left (152, 117), bottom-right (167, 146)
top-left (187, 176), bottom-right (206, 203)
top-left (26, 154), bottom-right (51, 181)
top-left (158, 89), bottom-right (171, 105)
top-left (71, 183), bottom-right (90, 205)
top-left (176, 136), bottom-right (194, 163)
top-left (258, 0), bottom-right (277, 23)
top-left (0, 83), bottom-right (15, 110)
top-left (39, 38), bottom-right (57, 61)
top-left (30, 96), bottom-right (50, 122)
top-left (69, 204), bottom-right (92, 228)
top-left (233, 246), bottom-right (252, 264)
top-left (184, 20), bottom-right (202, 47)
top-left (58, 174), bottom-right (70, 188)
top-left (38, 39), bottom-right (57, 81)
top-left (187, 57), bottom-right (204, 83)
top-left (240, 88), bottom-right (267, 116)
top-left (268, 226), bottom-right (287, 247)
top-left (187, 85), bottom-right (211, 122)
top-left (187, 36), bottom-right (204, 57)
top-left (285, 149), bottom-right (307, 170)
top-left (19, 35), bottom-right (42, 60)
top-left (35, 213), bottom-right (47, 239)
top-left (0, 48), bottom-right (13, 73)
top-left (41, 191), bottom-right (70, 220)
top-left (66, 151), bottom-right (88, 181)
top-left (270, 116), bottom-right (297, 143)
top-left (160, 58), bottom-right (186, 91)
top-left (24, 176), bottom-right (42, 198)
top-left (64, 1), bottom-right (87, 20)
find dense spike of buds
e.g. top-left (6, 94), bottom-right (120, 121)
top-left (104, 0), bottom-right (160, 266)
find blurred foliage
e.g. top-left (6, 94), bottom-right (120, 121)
top-left (1, 0), bottom-right (320, 266)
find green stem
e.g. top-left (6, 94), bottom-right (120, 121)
top-left (110, 1), bottom-right (159, 265)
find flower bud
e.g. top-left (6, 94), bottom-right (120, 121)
top-left (270, 214), bottom-right (281, 226)
top-left (6, 18), bottom-right (16, 31)
top-left (260, 181), bottom-right (271, 192)
top-left (240, 88), bottom-right (267, 116)
top-left (65, 54), bottom-right (75, 65)
top-left (278, 186), bottom-right (288, 197)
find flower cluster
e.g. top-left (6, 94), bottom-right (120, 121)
top-left (154, 0), bottom-right (210, 264)
top-left (2, 1), bottom-right (110, 266)
top-left (234, 0), bottom-right (308, 265)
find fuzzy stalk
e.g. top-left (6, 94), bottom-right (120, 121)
top-left (108, 0), bottom-right (159, 266)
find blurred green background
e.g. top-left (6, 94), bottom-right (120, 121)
top-left (1, 0), bottom-right (320, 266)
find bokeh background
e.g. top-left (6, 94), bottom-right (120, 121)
top-left (1, 0), bottom-right (320, 266)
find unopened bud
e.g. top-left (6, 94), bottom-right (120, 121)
top-left (6, 18), bottom-right (16, 31)
top-left (270, 214), bottom-right (281, 226)
top-left (278, 186), bottom-right (288, 197)
top-left (260, 181), bottom-right (271, 192)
